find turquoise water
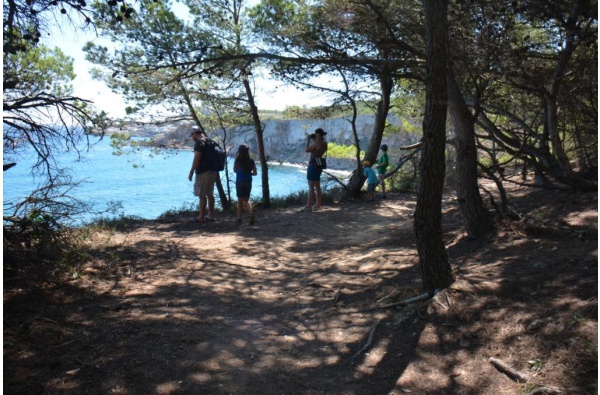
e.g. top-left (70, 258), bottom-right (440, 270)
top-left (3, 137), bottom-right (309, 223)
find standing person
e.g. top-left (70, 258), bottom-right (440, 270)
top-left (304, 128), bottom-right (328, 211)
top-left (188, 126), bottom-right (217, 222)
top-left (233, 144), bottom-right (258, 225)
top-left (375, 144), bottom-right (389, 198)
top-left (363, 160), bottom-right (378, 202)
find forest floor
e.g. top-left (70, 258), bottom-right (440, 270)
top-left (3, 178), bottom-right (598, 395)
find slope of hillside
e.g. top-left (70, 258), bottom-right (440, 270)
top-left (4, 182), bottom-right (597, 394)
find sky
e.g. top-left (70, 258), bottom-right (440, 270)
top-left (44, 25), bottom-right (331, 119)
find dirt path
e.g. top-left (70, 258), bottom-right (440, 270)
top-left (4, 189), bottom-right (597, 394)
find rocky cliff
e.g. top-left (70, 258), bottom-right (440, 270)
top-left (118, 114), bottom-right (421, 170)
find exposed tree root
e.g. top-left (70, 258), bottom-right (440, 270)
top-left (351, 319), bottom-right (382, 361)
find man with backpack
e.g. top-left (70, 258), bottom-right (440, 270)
top-left (188, 126), bottom-right (218, 222)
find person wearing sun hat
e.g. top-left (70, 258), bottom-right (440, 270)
top-left (304, 128), bottom-right (328, 211)
top-left (375, 144), bottom-right (389, 198)
top-left (188, 125), bottom-right (217, 222)
top-left (362, 160), bottom-right (378, 202)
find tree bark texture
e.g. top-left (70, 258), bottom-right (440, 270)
top-left (243, 78), bottom-right (271, 207)
top-left (446, 71), bottom-right (495, 238)
top-left (366, 74), bottom-right (393, 164)
top-left (346, 74), bottom-right (393, 194)
top-left (414, 0), bottom-right (455, 291)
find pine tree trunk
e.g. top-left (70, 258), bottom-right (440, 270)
top-left (346, 74), bottom-right (393, 194)
top-left (242, 78), bottom-right (270, 208)
top-left (447, 72), bottom-right (495, 238)
top-left (414, 0), bottom-right (455, 291)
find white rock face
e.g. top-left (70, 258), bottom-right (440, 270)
top-left (130, 114), bottom-right (421, 169)
top-left (227, 115), bottom-right (419, 168)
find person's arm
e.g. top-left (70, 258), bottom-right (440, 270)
top-left (305, 136), bottom-right (315, 153)
top-left (252, 160), bottom-right (257, 176)
top-left (189, 151), bottom-right (201, 181)
top-left (233, 158), bottom-right (239, 172)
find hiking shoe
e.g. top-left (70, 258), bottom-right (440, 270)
top-left (249, 212), bottom-right (256, 226)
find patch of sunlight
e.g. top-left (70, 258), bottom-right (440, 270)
top-left (353, 338), bottom-right (391, 377)
top-left (188, 372), bottom-right (212, 384)
top-left (155, 381), bottom-right (183, 394)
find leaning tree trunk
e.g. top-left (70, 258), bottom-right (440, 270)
top-left (346, 74), bottom-right (393, 194)
top-left (242, 77), bottom-right (270, 208)
top-left (414, 0), bottom-right (455, 291)
top-left (365, 74), bottom-right (393, 164)
top-left (447, 71), bottom-right (495, 238)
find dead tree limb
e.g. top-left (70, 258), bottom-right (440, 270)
top-left (400, 141), bottom-right (424, 151)
top-left (382, 147), bottom-right (421, 180)
top-left (489, 357), bottom-right (530, 383)
top-left (527, 385), bottom-right (564, 394)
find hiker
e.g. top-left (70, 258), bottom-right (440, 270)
top-left (363, 160), bottom-right (378, 202)
top-left (188, 126), bottom-right (217, 222)
top-left (304, 128), bottom-right (328, 211)
top-left (233, 144), bottom-right (258, 225)
top-left (375, 144), bottom-right (389, 198)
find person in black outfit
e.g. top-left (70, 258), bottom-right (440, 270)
top-left (233, 144), bottom-right (257, 225)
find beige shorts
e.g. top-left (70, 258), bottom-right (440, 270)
top-left (194, 171), bottom-right (217, 197)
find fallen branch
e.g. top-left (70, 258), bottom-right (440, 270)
top-left (489, 357), bottom-right (530, 383)
top-left (351, 320), bottom-right (382, 361)
top-left (526, 385), bottom-right (564, 394)
top-left (331, 289), bottom-right (340, 305)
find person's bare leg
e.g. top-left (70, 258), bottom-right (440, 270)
top-left (248, 199), bottom-right (256, 225)
top-left (199, 196), bottom-right (207, 221)
top-left (307, 181), bottom-right (315, 208)
top-left (237, 198), bottom-right (243, 221)
top-left (315, 182), bottom-right (322, 209)
top-left (207, 195), bottom-right (215, 219)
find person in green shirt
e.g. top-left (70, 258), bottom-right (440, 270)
top-left (375, 144), bottom-right (389, 199)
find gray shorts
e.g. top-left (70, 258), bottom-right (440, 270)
top-left (194, 171), bottom-right (217, 197)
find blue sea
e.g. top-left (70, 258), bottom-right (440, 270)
top-left (3, 137), bottom-right (311, 224)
